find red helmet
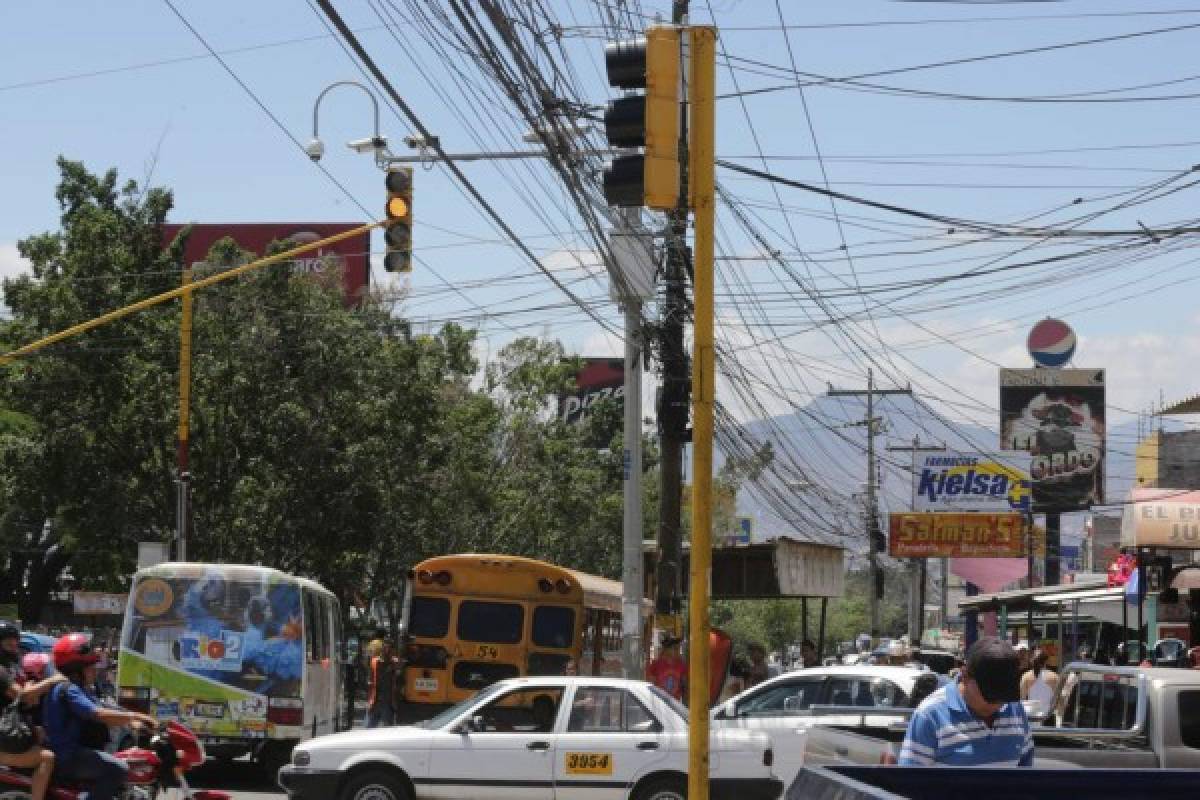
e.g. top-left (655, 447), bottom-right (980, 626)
top-left (52, 633), bottom-right (98, 671)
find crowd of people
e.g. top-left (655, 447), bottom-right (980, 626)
top-left (0, 622), bottom-right (153, 800)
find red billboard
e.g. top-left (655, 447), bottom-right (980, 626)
top-left (559, 358), bottom-right (624, 424)
top-left (162, 223), bottom-right (370, 305)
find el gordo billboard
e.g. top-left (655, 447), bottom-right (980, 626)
top-left (162, 223), bottom-right (370, 305)
top-left (913, 451), bottom-right (1031, 513)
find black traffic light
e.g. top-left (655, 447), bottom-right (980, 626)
top-left (601, 26), bottom-right (681, 209)
top-left (384, 167), bottom-right (413, 273)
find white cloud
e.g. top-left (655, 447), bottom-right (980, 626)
top-left (0, 243), bottom-right (30, 283)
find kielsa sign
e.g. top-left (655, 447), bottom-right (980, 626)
top-left (161, 223), bottom-right (370, 305)
top-left (913, 451), bottom-right (1031, 513)
top-left (560, 358), bottom-right (624, 425)
top-left (1000, 368), bottom-right (1105, 511)
top-left (889, 512), bottom-right (1027, 559)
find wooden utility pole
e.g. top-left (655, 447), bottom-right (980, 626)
top-left (828, 369), bottom-right (912, 640)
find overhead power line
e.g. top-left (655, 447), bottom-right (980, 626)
top-left (716, 159), bottom-right (1200, 238)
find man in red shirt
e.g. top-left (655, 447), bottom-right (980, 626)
top-left (647, 635), bottom-right (687, 700)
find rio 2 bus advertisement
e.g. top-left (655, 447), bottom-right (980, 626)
top-left (118, 568), bottom-right (304, 739)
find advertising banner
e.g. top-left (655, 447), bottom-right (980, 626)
top-left (912, 451), bottom-right (1030, 512)
top-left (1121, 487), bottom-right (1200, 549)
top-left (1000, 368), bottom-right (1105, 511)
top-left (161, 223), bottom-right (371, 306)
top-left (889, 512), bottom-right (1027, 558)
top-left (72, 592), bottom-right (128, 615)
top-left (118, 568), bottom-right (305, 738)
top-left (559, 358), bottom-right (625, 425)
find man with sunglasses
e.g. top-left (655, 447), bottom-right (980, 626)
top-left (898, 637), bottom-right (1033, 767)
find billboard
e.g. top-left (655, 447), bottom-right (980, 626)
top-left (888, 512), bottom-right (1026, 558)
top-left (559, 358), bottom-right (624, 424)
top-left (912, 451), bottom-right (1031, 513)
top-left (1000, 368), bottom-right (1105, 511)
top-left (162, 223), bottom-right (370, 305)
top-left (1121, 487), bottom-right (1200, 549)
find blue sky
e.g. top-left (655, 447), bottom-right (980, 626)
top-left (4, 1), bottom-right (1200, 456)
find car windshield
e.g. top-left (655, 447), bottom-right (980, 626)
top-left (650, 685), bottom-right (688, 722)
top-left (417, 683), bottom-right (508, 730)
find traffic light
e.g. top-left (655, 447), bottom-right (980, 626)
top-left (601, 26), bottom-right (681, 209)
top-left (384, 167), bottom-right (413, 272)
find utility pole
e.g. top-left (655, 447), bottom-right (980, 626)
top-left (686, 25), bottom-right (716, 800)
top-left (619, 207), bottom-right (646, 679)
top-left (828, 369), bottom-right (912, 641)
top-left (656, 0), bottom-right (691, 638)
top-left (887, 437), bottom-right (945, 646)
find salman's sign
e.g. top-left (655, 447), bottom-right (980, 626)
top-left (889, 512), bottom-right (1027, 558)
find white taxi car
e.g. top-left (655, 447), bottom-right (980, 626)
top-left (279, 676), bottom-right (783, 800)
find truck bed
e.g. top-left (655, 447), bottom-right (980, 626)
top-left (789, 766), bottom-right (1200, 800)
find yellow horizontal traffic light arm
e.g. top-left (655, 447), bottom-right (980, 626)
top-left (0, 221), bottom-right (379, 366)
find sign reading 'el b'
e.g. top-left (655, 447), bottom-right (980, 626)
top-left (889, 512), bottom-right (1026, 558)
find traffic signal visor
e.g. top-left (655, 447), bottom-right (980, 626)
top-left (385, 167), bottom-right (413, 273)
top-left (643, 26), bottom-right (680, 210)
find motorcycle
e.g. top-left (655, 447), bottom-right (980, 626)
top-left (0, 720), bottom-right (231, 800)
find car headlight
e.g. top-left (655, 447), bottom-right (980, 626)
top-left (293, 750), bottom-right (311, 767)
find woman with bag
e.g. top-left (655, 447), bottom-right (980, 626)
top-left (0, 660), bottom-right (55, 800)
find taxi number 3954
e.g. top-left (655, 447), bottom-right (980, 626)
top-left (565, 752), bottom-right (613, 775)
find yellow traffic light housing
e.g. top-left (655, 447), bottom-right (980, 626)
top-left (601, 26), bottom-right (681, 209)
top-left (384, 167), bottom-right (413, 273)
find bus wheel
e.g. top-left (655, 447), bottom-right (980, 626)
top-left (339, 769), bottom-right (411, 800)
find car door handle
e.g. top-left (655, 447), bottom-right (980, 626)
top-left (835, 746), bottom-right (849, 757)
top-left (636, 741), bottom-right (659, 751)
top-left (527, 741), bottom-right (551, 751)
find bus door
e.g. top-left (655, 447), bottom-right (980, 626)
top-left (302, 590), bottom-right (341, 736)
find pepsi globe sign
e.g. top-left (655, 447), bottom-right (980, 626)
top-left (1027, 318), bottom-right (1076, 368)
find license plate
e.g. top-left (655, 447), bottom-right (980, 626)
top-left (414, 678), bottom-right (438, 692)
top-left (193, 702), bottom-right (225, 718)
top-left (565, 752), bottom-right (612, 775)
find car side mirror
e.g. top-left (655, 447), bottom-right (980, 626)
top-left (468, 714), bottom-right (486, 733)
top-left (783, 697), bottom-right (799, 712)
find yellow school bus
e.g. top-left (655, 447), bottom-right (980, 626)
top-left (397, 554), bottom-right (636, 719)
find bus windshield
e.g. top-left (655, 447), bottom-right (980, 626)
top-left (122, 569), bottom-right (305, 696)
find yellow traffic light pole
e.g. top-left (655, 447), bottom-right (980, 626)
top-left (687, 24), bottom-right (716, 800)
top-left (177, 266), bottom-right (194, 561)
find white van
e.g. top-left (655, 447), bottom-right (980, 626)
top-left (117, 563), bottom-right (344, 775)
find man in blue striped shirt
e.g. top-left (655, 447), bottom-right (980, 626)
top-left (899, 637), bottom-right (1033, 767)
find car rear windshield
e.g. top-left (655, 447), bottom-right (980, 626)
top-left (457, 600), bottom-right (524, 644)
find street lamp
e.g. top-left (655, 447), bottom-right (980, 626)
top-left (307, 80), bottom-right (391, 165)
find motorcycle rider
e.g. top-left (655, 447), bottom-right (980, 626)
top-left (45, 633), bottom-right (156, 800)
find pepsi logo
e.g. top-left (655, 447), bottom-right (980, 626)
top-left (1027, 318), bottom-right (1075, 368)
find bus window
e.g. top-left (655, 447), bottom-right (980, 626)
top-left (457, 601), bottom-right (523, 644)
top-left (532, 606), bottom-right (575, 649)
top-left (305, 592), bottom-right (320, 663)
top-left (409, 597), bottom-right (451, 638)
top-left (317, 595), bottom-right (332, 662)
